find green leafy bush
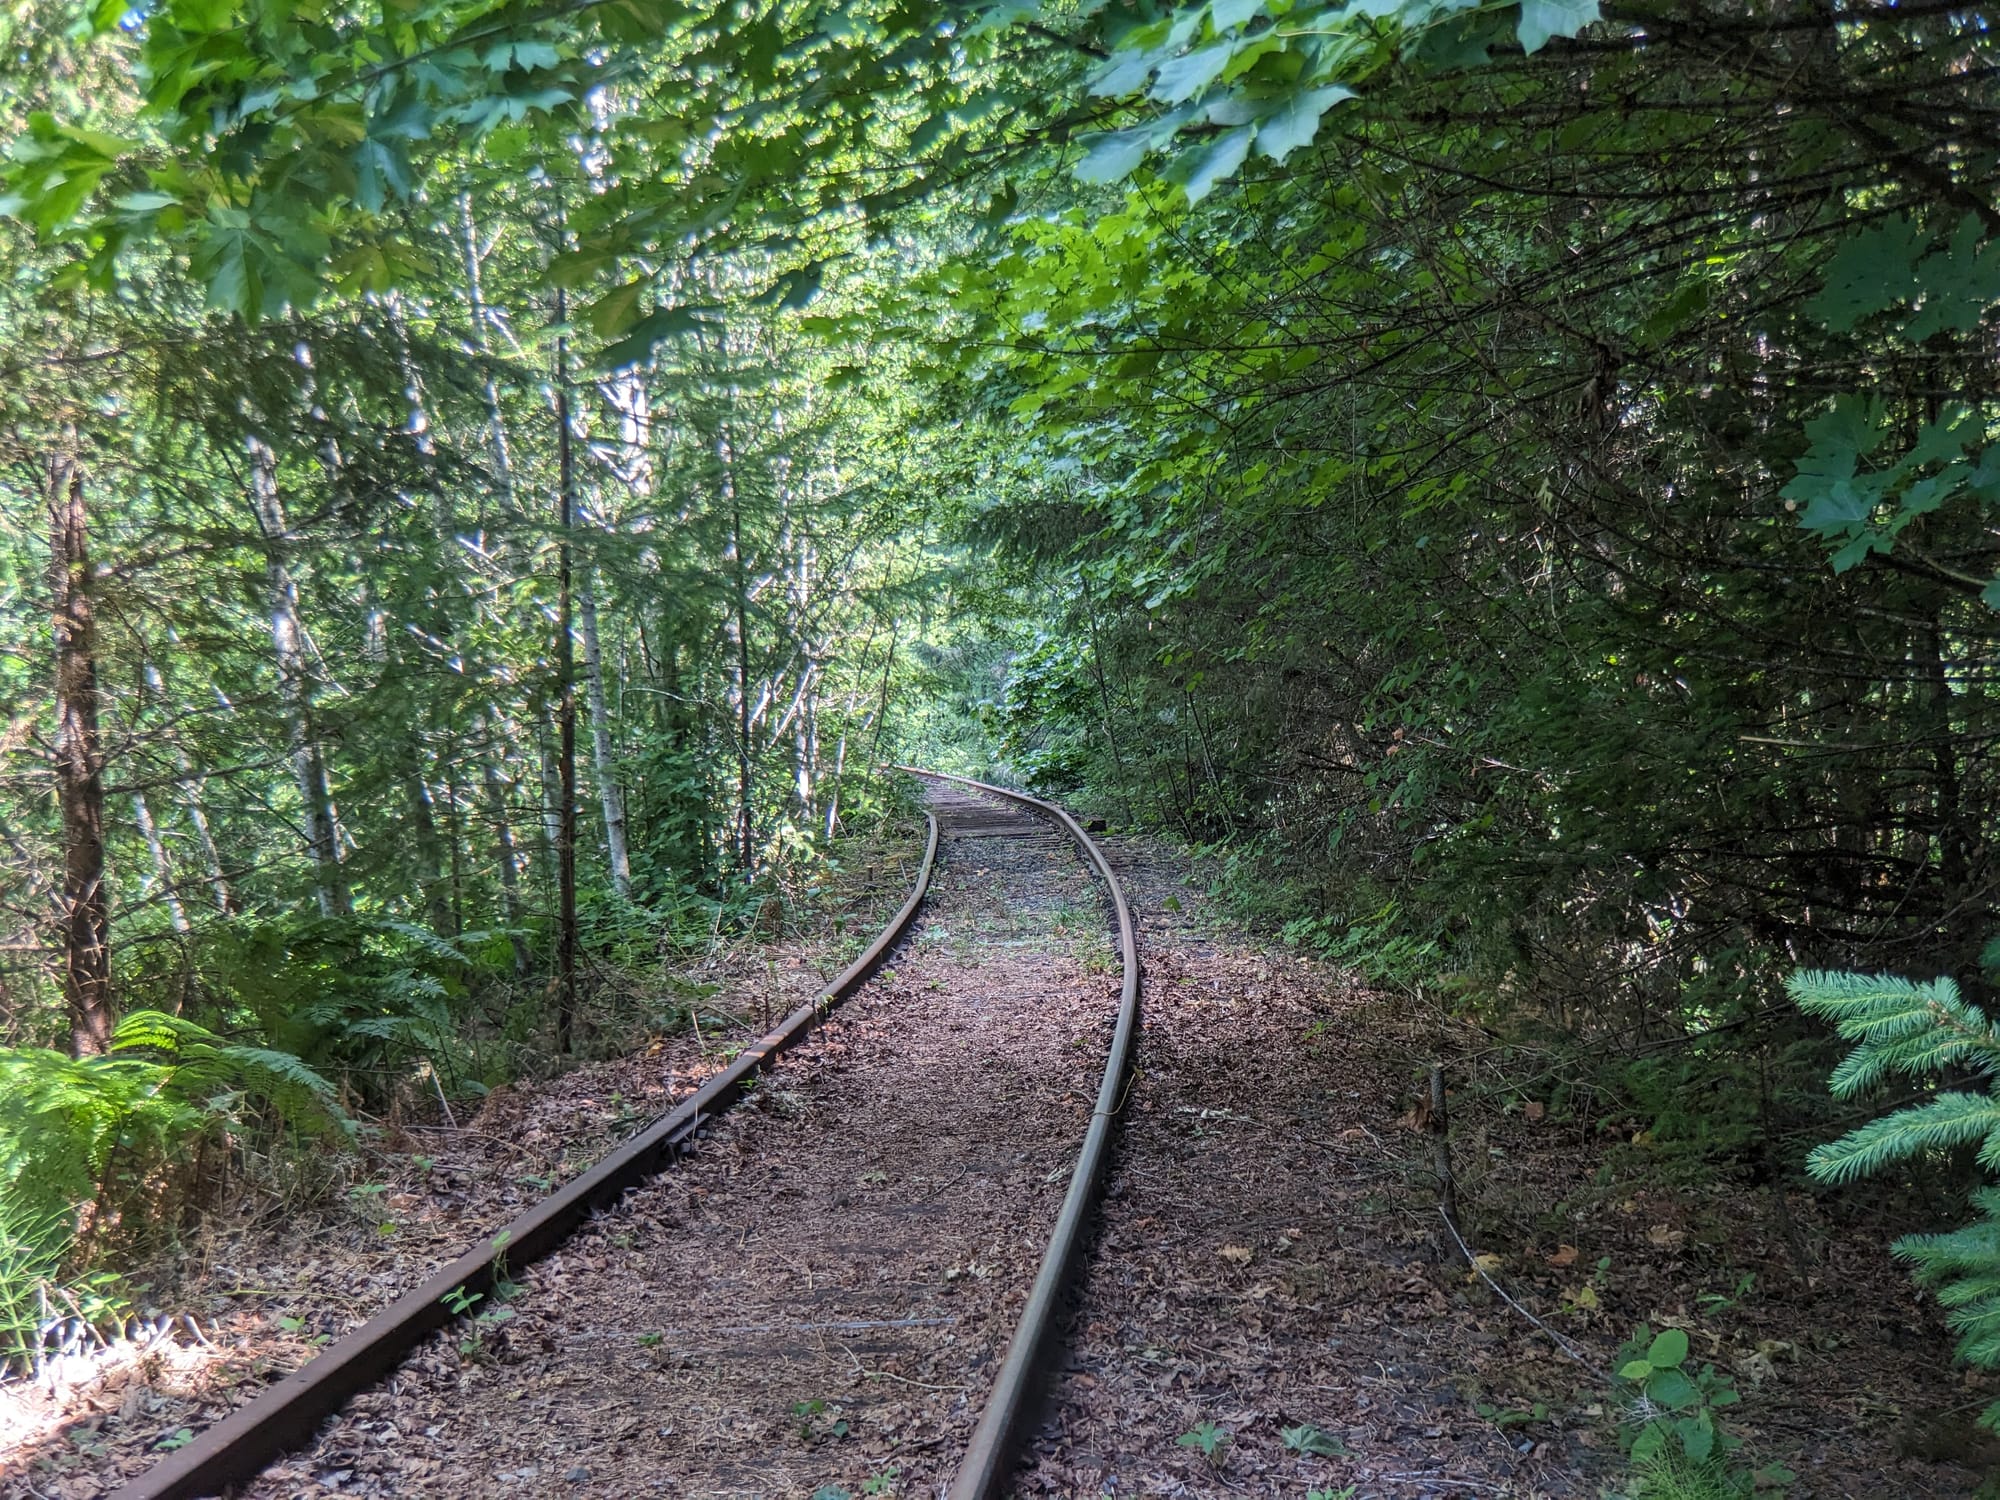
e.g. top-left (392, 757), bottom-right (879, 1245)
top-left (1793, 968), bottom-right (2000, 1428)
top-left (0, 1012), bottom-right (343, 1221)
top-left (194, 913), bottom-right (498, 1099)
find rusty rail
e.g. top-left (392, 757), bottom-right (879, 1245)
top-left (898, 769), bottom-right (1143, 1500)
top-left (115, 812), bottom-right (941, 1500)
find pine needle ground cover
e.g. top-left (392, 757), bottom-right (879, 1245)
top-left (13, 834), bottom-right (1990, 1498)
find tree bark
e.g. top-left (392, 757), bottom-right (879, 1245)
top-left (723, 427), bottom-right (755, 875)
top-left (143, 661), bottom-right (231, 914)
top-left (48, 453), bottom-right (112, 1057)
top-left (482, 705), bottom-right (531, 975)
top-left (553, 294), bottom-right (580, 1054)
top-left (131, 791), bottom-right (191, 936)
top-left (578, 571), bottom-right (632, 897)
top-left (249, 435), bottom-right (348, 918)
top-left (403, 750), bottom-right (458, 938)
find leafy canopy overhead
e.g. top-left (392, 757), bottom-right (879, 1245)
top-left (3, 0), bottom-right (1610, 321)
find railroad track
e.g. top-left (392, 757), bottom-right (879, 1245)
top-left (115, 771), bottom-right (1139, 1500)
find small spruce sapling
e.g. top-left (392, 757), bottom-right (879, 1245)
top-left (1792, 968), bottom-right (2000, 1430)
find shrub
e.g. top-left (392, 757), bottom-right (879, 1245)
top-left (0, 1192), bottom-right (68, 1375)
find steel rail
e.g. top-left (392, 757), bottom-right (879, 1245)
top-left (115, 813), bottom-right (941, 1500)
top-left (897, 769), bottom-right (1143, 1500)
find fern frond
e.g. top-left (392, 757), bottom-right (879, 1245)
top-left (214, 1047), bottom-right (352, 1139)
top-left (373, 921), bottom-right (469, 964)
top-left (108, 1009), bottom-right (215, 1054)
top-left (1808, 1092), bottom-right (2000, 1183)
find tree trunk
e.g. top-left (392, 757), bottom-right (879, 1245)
top-left (1080, 574), bottom-right (1140, 829)
top-left (457, 194), bottom-right (519, 523)
top-left (483, 706), bottom-right (531, 975)
top-left (862, 633), bottom-right (898, 792)
top-left (553, 296), bottom-right (580, 1054)
top-left (182, 785), bottom-right (231, 915)
top-left (723, 428), bottom-right (755, 875)
top-left (249, 435), bottom-right (348, 917)
top-left (48, 453), bottom-right (112, 1057)
top-left (143, 661), bottom-right (231, 913)
top-left (578, 572), bottom-right (632, 897)
top-left (824, 722), bottom-right (848, 841)
top-left (537, 710), bottom-right (563, 889)
top-left (403, 751), bottom-right (457, 938)
top-left (131, 792), bottom-right (191, 936)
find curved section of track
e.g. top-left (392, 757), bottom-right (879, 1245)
top-left (116, 814), bottom-right (940, 1500)
top-left (902, 771), bottom-right (1142, 1500)
top-left (114, 773), bottom-right (1138, 1500)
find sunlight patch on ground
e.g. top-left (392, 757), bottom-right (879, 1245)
top-left (0, 1331), bottom-right (228, 1475)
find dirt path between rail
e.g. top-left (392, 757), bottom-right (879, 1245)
top-left (233, 782), bottom-right (1115, 1499)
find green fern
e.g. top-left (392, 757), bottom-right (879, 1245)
top-left (196, 913), bottom-right (487, 1100)
top-left (0, 1012), bottom-right (349, 1228)
top-left (107, 1010), bottom-right (350, 1141)
top-left (1793, 968), bottom-right (2000, 1427)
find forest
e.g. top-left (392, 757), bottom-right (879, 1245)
top-left (2, 0), bottom-right (1999, 1496)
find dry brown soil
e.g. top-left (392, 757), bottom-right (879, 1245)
top-left (1015, 836), bottom-right (1996, 1500)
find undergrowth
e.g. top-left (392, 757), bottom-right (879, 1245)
top-left (0, 1010), bottom-right (348, 1374)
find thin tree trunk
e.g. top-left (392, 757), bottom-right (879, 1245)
top-left (792, 665), bottom-right (817, 817)
top-left (553, 292), bottom-right (580, 1054)
top-left (862, 634), bottom-right (897, 790)
top-left (403, 753), bottom-right (457, 937)
top-left (824, 723), bottom-right (849, 841)
top-left (131, 792), bottom-right (190, 935)
top-left (444, 724), bottom-right (465, 938)
top-left (1080, 574), bottom-right (1139, 828)
top-left (249, 436), bottom-right (348, 917)
top-left (48, 453), bottom-right (112, 1057)
top-left (578, 572), bottom-right (632, 897)
top-left (537, 711), bottom-right (563, 887)
top-left (821, 627), bottom-right (878, 840)
top-left (143, 661), bottom-right (231, 913)
top-left (483, 706), bottom-right (531, 975)
top-left (724, 429), bottom-right (754, 875)
top-left (181, 786), bottom-right (230, 914)
top-left (460, 195), bottom-right (517, 503)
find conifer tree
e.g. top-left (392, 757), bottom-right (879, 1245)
top-left (1793, 969), bottom-right (2000, 1426)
